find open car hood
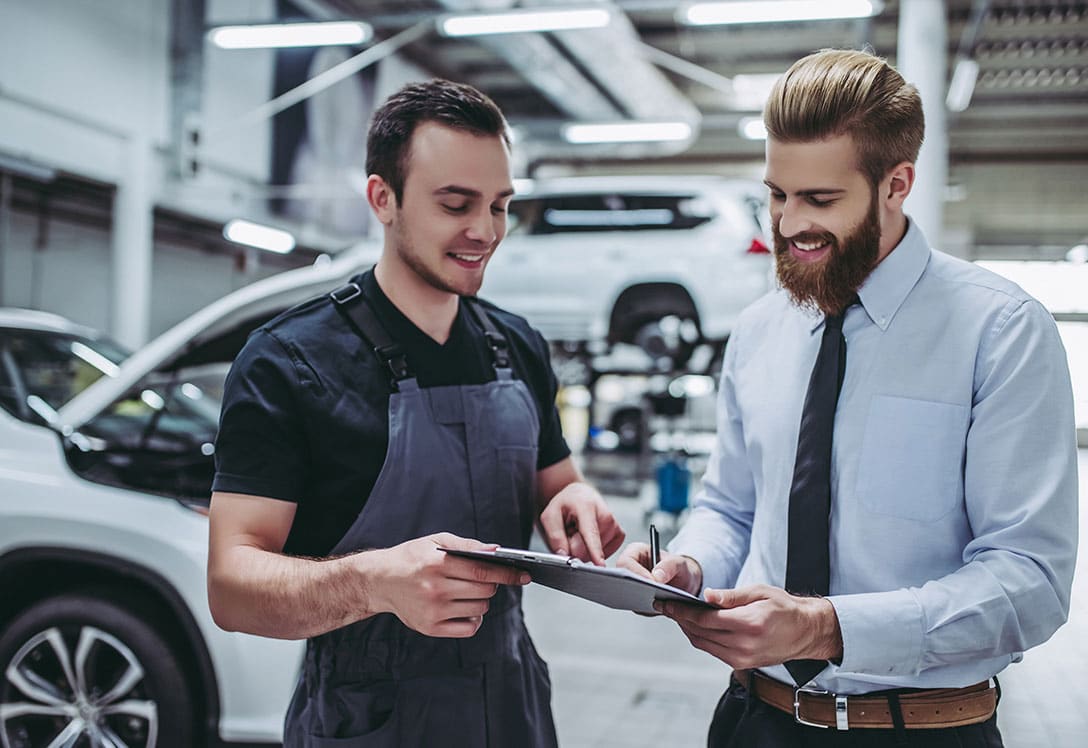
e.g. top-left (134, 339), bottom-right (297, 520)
top-left (56, 244), bottom-right (380, 431)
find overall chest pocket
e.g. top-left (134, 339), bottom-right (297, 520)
top-left (856, 395), bottom-right (969, 522)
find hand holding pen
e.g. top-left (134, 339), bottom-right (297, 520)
top-left (615, 524), bottom-right (704, 598)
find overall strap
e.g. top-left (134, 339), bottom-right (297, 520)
top-left (464, 297), bottom-right (511, 371)
top-left (329, 282), bottom-right (412, 387)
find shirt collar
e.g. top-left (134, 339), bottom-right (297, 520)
top-left (856, 216), bottom-right (931, 331)
top-left (806, 216), bottom-right (931, 334)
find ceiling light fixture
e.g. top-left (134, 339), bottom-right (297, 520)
top-left (681, 0), bottom-right (881, 26)
top-left (223, 219), bottom-right (296, 254)
top-left (946, 58), bottom-right (980, 112)
top-left (562, 121), bottom-right (693, 144)
top-left (438, 8), bottom-right (612, 37)
top-left (738, 117), bottom-right (768, 140)
top-left (208, 21), bottom-right (373, 49)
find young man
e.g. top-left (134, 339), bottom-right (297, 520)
top-left (208, 79), bottom-right (625, 747)
top-left (620, 49), bottom-right (1077, 746)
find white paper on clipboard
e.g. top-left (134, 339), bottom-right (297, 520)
top-left (441, 547), bottom-right (715, 615)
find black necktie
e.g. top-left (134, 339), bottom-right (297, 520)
top-left (784, 309), bottom-right (848, 686)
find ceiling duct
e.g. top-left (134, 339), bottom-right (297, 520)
top-left (434, 0), bottom-right (701, 163)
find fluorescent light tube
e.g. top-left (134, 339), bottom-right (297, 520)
top-left (439, 8), bottom-right (611, 37)
top-left (562, 121), bottom-right (693, 144)
top-left (208, 21), bottom-right (372, 49)
top-left (682, 0), bottom-right (880, 26)
top-left (223, 219), bottom-right (296, 254)
top-left (738, 117), bottom-right (768, 140)
top-left (946, 58), bottom-right (979, 112)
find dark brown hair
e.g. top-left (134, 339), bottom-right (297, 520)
top-left (366, 78), bottom-right (510, 203)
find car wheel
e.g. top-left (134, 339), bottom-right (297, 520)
top-left (609, 407), bottom-right (646, 453)
top-left (631, 315), bottom-right (700, 370)
top-left (0, 593), bottom-right (195, 748)
top-left (610, 287), bottom-right (701, 370)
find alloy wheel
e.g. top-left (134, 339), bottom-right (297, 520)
top-left (1, 625), bottom-right (157, 748)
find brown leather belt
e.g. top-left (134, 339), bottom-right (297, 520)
top-left (733, 670), bottom-right (997, 730)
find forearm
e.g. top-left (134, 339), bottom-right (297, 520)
top-left (830, 552), bottom-right (1071, 678)
top-left (208, 544), bottom-right (388, 639)
top-left (806, 597), bottom-right (844, 661)
top-left (669, 503), bottom-right (751, 589)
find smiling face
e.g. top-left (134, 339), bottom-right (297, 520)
top-left (765, 133), bottom-right (888, 315)
top-left (372, 122), bottom-right (515, 300)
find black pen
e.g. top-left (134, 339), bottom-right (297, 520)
top-left (649, 524), bottom-right (661, 568)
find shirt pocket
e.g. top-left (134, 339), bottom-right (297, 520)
top-left (856, 395), bottom-right (969, 522)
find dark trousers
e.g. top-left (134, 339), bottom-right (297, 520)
top-left (708, 681), bottom-right (1004, 748)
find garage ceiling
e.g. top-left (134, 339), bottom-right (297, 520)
top-left (288, 0), bottom-right (1087, 254)
top-left (311, 0), bottom-right (1088, 163)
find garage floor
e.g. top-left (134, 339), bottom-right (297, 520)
top-left (523, 450), bottom-right (1088, 747)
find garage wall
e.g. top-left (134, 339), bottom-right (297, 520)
top-left (0, 0), bottom-right (345, 337)
top-left (1, 212), bottom-right (113, 332)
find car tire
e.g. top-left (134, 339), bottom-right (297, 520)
top-left (0, 592), bottom-right (196, 748)
top-left (609, 406), bottom-right (646, 453)
top-left (610, 287), bottom-right (700, 370)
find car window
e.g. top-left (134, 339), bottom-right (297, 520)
top-left (510, 193), bottom-right (715, 235)
top-left (0, 328), bottom-right (129, 422)
top-left (68, 365), bottom-right (224, 502)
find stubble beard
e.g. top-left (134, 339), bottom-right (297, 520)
top-left (392, 213), bottom-right (485, 298)
top-left (773, 191), bottom-right (882, 316)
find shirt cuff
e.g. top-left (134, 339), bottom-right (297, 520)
top-left (667, 537), bottom-right (727, 591)
top-left (828, 589), bottom-right (924, 677)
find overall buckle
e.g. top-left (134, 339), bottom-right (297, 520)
top-left (329, 283), bottom-right (362, 305)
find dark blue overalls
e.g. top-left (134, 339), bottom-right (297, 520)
top-left (283, 285), bottom-right (558, 747)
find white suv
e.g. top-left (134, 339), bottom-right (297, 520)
top-left (481, 175), bottom-right (773, 369)
top-left (0, 246), bottom-right (379, 747)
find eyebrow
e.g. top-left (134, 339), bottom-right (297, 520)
top-left (435, 185), bottom-right (516, 199)
top-left (763, 179), bottom-right (847, 196)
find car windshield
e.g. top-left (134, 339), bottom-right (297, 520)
top-left (68, 364), bottom-right (229, 502)
top-left (0, 327), bottom-right (129, 423)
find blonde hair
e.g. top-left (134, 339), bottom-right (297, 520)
top-left (763, 49), bottom-right (924, 186)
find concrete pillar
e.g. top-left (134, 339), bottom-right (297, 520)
top-left (111, 136), bottom-right (153, 348)
top-left (897, 0), bottom-right (948, 249)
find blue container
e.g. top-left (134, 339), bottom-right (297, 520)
top-left (656, 456), bottom-right (690, 514)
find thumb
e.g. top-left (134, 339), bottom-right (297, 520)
top-left (651, 555), bottom-right (687, 585)
top-left (704, 586), bottom-right (768, 609)
top-left (431, 533), bottom-right (495, 552)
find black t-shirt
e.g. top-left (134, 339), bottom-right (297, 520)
top-left (212, 270), bottom-right (570, 557)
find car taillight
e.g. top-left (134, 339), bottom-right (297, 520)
top-left (746, 237), bottom-right (771, 255)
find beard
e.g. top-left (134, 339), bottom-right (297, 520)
top-left (773, 191), bottom-right (881, 316)
top-left (391, 213), bottom-right (486, 298)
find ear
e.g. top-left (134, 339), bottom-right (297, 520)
top-left (883, 161), bottom-right (915, 209)
top-left (366, 175), bottom-right (397, 225)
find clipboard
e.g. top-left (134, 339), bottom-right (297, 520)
top-left (441, 547), bottom-right (715, 615)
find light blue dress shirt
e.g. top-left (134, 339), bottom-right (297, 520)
top-left (671, 218), bottom-right (1079, 694)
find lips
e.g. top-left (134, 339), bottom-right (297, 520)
top-left (447, 251), bottom-right (487, 269)
top-left (788, 238), bottom-right (832, 264)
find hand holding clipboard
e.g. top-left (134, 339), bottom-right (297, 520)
top-left (441, 540), bottom-right (713, 616)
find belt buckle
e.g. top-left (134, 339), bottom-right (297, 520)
top-left (794, 685), bottom-right (849, 730)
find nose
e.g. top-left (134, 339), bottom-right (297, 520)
top-left (775, 200), bottom-right (813, 239)
top-left (465, 207), bottom-right (497, 246)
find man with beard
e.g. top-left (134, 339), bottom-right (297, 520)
top-left (619, 49), bottom-right (1076, 747)
top-left (207, 79), bottom-right (624, 746)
